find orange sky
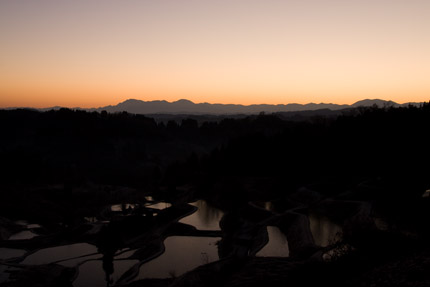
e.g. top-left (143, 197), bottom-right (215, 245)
top-left (1, 0), bottom-right (429, 108)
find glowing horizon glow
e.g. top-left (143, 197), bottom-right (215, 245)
top-left (1, 0), bottom-right (429, 108)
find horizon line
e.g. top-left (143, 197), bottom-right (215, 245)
top-left (1, 97), bottom-right (426, 110)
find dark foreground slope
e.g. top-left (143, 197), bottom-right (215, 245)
top-left (1, 104), bottom-right (430, 286)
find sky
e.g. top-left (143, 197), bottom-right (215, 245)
top-left (1, 0), bottom-right (429, 108)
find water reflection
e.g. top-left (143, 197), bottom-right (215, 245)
top-left (14, 221), bottom-right (41, 229)
top-left (256, 226), bottom-right (289, 257)
top-left (179, 200), bottom-right (223, 230)
top-left (110, 204), bottom-right (138, 212)
top-left (110, 202), bottom-right (171, 213)
top-left (22, 243), bottom-right (98, 265)
top-left (308, 213), bottom-right (342, 247)
top-left (138, 236), bottom-right (220, 279)
top-left (9, 230), bottom-right (38, 240)
top-left (146, 202), bottom-right (171, 210)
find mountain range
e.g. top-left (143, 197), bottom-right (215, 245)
top-left (26, 99), bottom-right (422, 115)
top-left (87, 99), bottom-right (420, 115)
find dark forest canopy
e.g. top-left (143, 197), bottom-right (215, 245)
top-left (1, 103), bottom-right (429, 199)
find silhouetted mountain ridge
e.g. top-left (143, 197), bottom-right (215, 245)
top-left (92, 98), bottom-right (421, 115)
top-left (6, 98), bottom-right (422, 114)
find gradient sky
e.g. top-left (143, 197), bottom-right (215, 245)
top-left (1, 0), bottom-right (429, 108)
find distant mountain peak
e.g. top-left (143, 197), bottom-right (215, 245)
top-left (174, 99), bottom-right (194, 104)
top-left (352, 99), bottom-right (398, 107)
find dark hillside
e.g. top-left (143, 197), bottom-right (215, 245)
top-left (1, 103), bottom-right (429, 287)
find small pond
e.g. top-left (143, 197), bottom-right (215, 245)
top-left (256, 226), bottom-right (289, 257)
top-left (179, 200), bottom-right (224, 230)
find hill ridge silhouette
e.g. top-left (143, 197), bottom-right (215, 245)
top-left (91, 98), bottom-right (420, 115)
top-left (6, 98), bottom-right (422, 114)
